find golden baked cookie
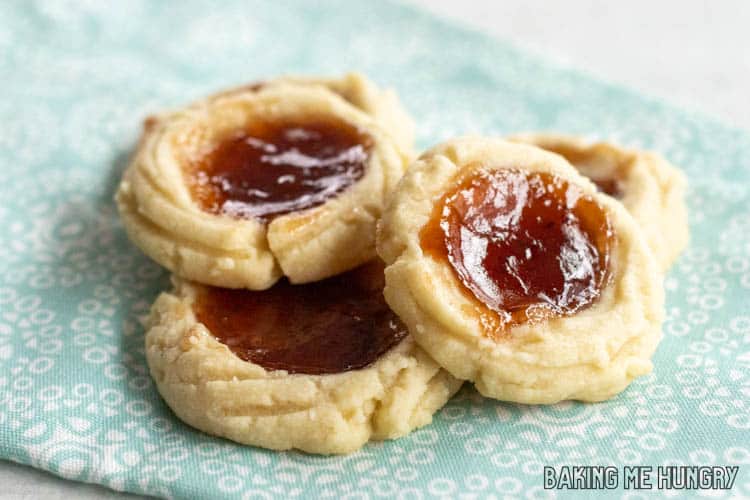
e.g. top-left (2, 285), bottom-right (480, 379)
top-left (117, 74), bottom-right (413, 289)
top-left (509, 133), bottom-right (688, 269)
top-left (377, 138), bottom-right (665, 404)
top-left (145, 262), bottom-right (462, 455)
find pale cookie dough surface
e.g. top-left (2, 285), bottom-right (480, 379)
top-left (116, 75), bottom-right (413, 289)
top-left (509, 133), bottom-right (689, 270)
top-left (145, 278), bottom-right (462, 455)
top-left (377, 137), bottom-right (665, 404)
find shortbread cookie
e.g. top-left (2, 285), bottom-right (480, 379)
top-left (145, 262), bottom-right (462, 455)
top-left (377, 138), bottom-right (664, 404)
top-left (117, 74), bottom-right (413, 289)
top-left (509, 133), bottom-right (688, 269)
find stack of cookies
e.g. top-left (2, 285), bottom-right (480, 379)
top-left (116, 73), bottom-right (688, 454)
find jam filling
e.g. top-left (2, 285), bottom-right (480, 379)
top-left (187, 116), bottom-right (372, 222)
top-left (590, 178), bottom-right (622, 198)
top-left (536, 144), bottom-right (624, 198)
top-left (421, 168), bottom-right (613, 336)
top-left (193, 262), bottom-right (407, 375)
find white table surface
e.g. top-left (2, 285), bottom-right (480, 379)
top-left (5, 1), bottom-right (749, 498)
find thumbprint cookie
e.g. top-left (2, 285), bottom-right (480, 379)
top-left (117, 74), bottom-right (414, 289)
top-left (377, 138), bottom-right (664, 404)
top-left (145, 261), bottom-right (462, 455)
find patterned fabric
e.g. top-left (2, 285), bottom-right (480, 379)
top-left (1, 1), bottom-right (749, 498)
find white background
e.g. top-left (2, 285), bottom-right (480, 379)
top-left (4, 1), bottom-right (749, 498)
top-left (413, 0), bottom-right (750, 131)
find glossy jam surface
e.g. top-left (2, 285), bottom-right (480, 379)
top-left (187, 117), bottom-right (372, 222)
top-left (421, 168), bottom-right (613, 335)
top-left (194, 262), bottom-right (406, 374)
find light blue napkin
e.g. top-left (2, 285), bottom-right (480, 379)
top-left (1, 1), bottom-right (749, 498)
